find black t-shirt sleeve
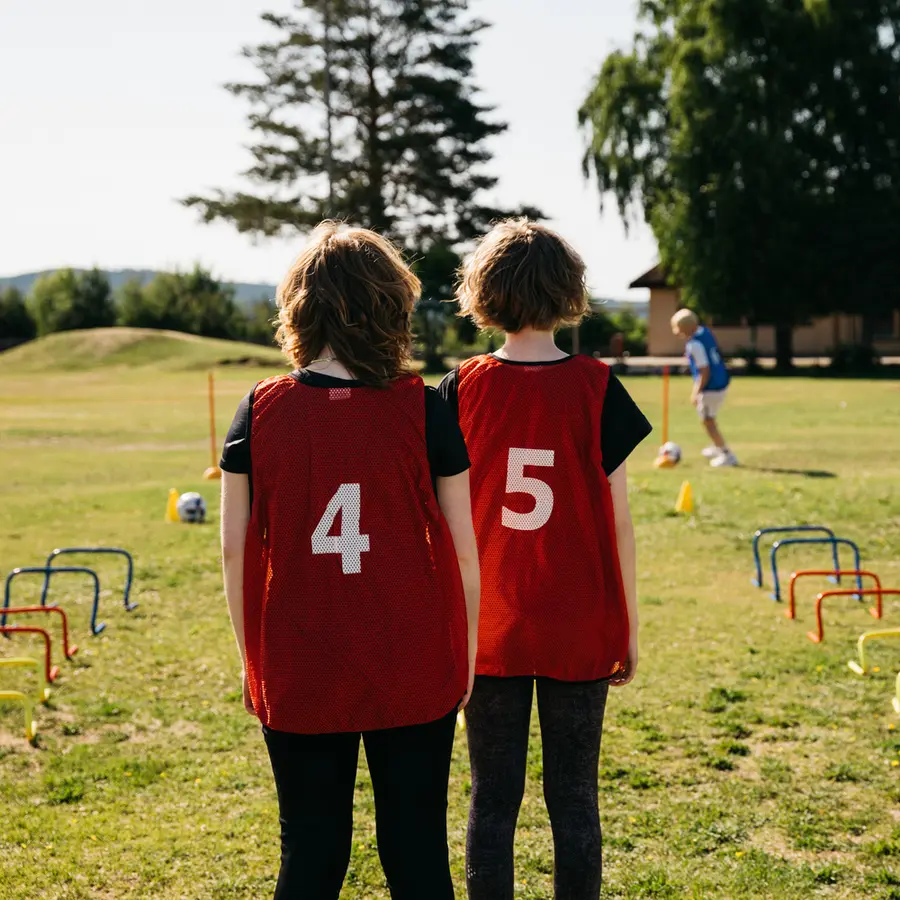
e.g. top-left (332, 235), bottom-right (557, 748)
top-left (601, 374), bottom-right (653, 476)
top-left (425, 385), bottom-right (470, 478)
top-left (220, 388), bottom-right (254, 474)
top-left (436, 367), bottom-right (460, 424)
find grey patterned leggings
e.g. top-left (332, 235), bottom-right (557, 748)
top-left (465, 675), bottom-right (610, 900)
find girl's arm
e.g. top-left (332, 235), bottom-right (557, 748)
top-left (220, 471), bottom-right (253, 712)
top-left (608, 462), bottom-right (639, 686)
top-left (436, 470), bottom-right (480, 709)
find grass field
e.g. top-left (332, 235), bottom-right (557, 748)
top-left (1, 329), bottom-right (899, 899)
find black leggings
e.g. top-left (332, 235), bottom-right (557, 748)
top-left (263, 708), bottom-right (458, 900)
top-left (465, 676), bottom-right (610, 900)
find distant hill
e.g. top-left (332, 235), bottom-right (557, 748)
top-left (0, 327), bottom-right (285, 373)
top-left (0, 269), bottom-right (277, 308)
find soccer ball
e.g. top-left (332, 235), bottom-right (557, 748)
top-left (661, 441), bottom-right (682, 464)
top-left (654, 441), bottom-right (682, 469)
top-left (177, 492), bottom-right (207, 524)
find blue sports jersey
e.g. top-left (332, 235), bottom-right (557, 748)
top-left (685, 327), bottom-right (730, 391)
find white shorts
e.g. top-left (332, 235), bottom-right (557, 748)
top-left (697, 389), bottom-right (727, 421)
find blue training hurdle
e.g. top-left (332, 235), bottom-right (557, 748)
top-left (3, 567), bottom-right (104, 635)
top-left (751, 526), bottom-right (838, 588)
top-left (770, 537), bottom-right (862, 603)
top-left (40, 547), bottom-right (136, 612)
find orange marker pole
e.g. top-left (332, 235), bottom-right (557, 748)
top-left (203, 371), bottom-right (222, 480)
top-left (661, 365), bottom-right (670, 446)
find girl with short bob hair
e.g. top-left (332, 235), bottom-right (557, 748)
top-left (220, 222), bottom-right (480, 900)
top-left (442, 218), bottom-right (651, 900)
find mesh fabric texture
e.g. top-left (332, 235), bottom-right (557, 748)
top-left (243, 373), bottom-right (468, 734)
top-left (457, 355), bottom-right (628, 681)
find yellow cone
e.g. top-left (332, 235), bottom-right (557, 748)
top-left (165, 488), bottom-right (180, 523)
top-left (675, 481), bottom-right (694, 515)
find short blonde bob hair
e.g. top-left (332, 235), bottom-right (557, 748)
top-left (670, 308), bottom-right (699, 334)
top-left (456, 218), bottom-right (588, 333)
top-left (276, 222), bottom-right (420, 387)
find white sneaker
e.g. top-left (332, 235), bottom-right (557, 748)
top-left (710, 451), bottom-right (739, 468)
top-left (702, 446), bottom-right (722, 459)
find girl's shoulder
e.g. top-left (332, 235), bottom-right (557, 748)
top-left (458, 353), bottom-right (497, 377)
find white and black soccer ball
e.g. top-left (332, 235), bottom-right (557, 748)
top-left (177, 492), bottom-right (207, 524)
top-left (661, 441), bottom-right (682, 464)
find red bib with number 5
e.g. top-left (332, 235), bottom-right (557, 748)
top-left (457, 354), bottom-right (628, 681)
top-left (243, 373), bottom-right (468, 734)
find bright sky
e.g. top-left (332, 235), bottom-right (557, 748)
top-left (0, 0), bottom-right (656, 299)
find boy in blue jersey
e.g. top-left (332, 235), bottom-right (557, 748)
top-left (671, 309), bottom-right (737, 467)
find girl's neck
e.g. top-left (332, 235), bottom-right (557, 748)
top-left (305, 348), bottom-right (356, 381)
top-left (496, 328), bottom-right (568, 363)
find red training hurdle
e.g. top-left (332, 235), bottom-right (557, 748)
top-left (0, 625), bottom-right (60, 683)
top-left (807, 588), bottom-right (897, 643)
top-left (787, 570), bottom-right (882, 620)
top-left (1, 605), bottom-right (78, 659)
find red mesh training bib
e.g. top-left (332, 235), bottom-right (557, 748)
top-left (243, 373), bottom-right (468, 734)
top-left (457, 355), bottom-right (628, 681)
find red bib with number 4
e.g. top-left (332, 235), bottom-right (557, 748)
top-left (457, 355), bottom-right (628, 681)
top-left (244, 373), bottom-right (468, 734)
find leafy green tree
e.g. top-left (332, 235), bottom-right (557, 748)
top-left (124, 268), bottom-right (243, 340)
top-left (610, 308), bottom-right (649, 356)
top-left (116, 277), bottom-right (152, 328)
top-left (0, 287), bottom-right (37, 341)
top-left (241, 298), bottom-right (279, 346)
top-left (28, 268), bottom-right (116, 336)
top-left (412, 240), bottom-right (463, 368)
top-left (580, 0), bottom-right (900, 369)
top-left (557, 307), bottom-right (619, 356)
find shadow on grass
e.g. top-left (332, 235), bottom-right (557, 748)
top-left (745, 466), bottom-right (838, 479)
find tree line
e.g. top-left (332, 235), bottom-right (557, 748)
top-left (579, 0), bottom-right (900, 368)
top-left (8, 1), bottom-right (895, 369)
top-left (181, 0), bottom-right (898, 370)
top-left (0, 268), bottom-right (276, 346)
top-left (0, 266), bottom-right (646, 362)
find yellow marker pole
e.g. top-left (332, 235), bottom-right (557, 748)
top-left (204, 371), bottom-right (222, 480)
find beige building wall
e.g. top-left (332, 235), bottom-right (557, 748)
top-left (647, 290), bottom-right (900, 357)
top-left (646, 289), bottom-right (683, 356)
top-left (712, 325), bottom-right (775, 355)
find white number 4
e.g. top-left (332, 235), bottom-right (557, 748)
top-left (311, 483), bottom-right (371, 574)
top-left (502, 448), bottom-right (555, 532)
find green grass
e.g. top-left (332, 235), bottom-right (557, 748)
top-left (2, 332), bottom-right (900, 898)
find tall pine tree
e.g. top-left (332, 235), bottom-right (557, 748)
top-left (184, 0), bottom-right (534, 257)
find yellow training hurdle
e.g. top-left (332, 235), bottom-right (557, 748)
top-left (0, 656), bottom-right (48, 742)
top-left (847, 628), bottom-right (900, 675)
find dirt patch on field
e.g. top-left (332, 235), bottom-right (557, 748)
top-left (169, 720), bottom-right (202, 738)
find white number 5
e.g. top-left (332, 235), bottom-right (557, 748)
top-left (311, 483), bottom-right (371, 574)
top-left (502, 448), bottom-right (555, 531)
